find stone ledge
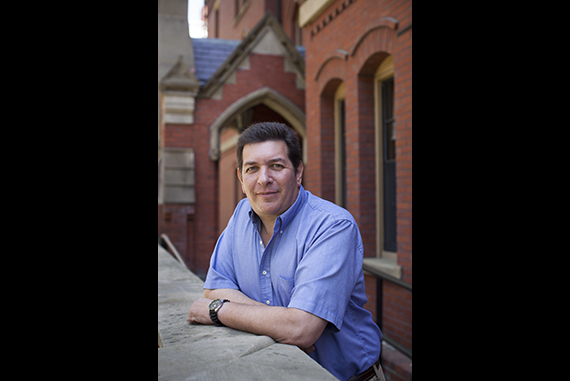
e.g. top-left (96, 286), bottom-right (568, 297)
top-left (158, 245), bottom-right (337, 381)
top-left (382, 342), bottom-right (413, 381)
top-left (363, 257), bottom-right (402, 280)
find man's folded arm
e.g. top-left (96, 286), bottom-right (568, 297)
top-left (216, 300), bottom-right (328, 350)
top-left (204, 288), bottom-right (266, 306)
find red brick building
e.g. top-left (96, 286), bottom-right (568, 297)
top-left (159, 1), bottom-right (306, 279)
top-left (159, 1), bottom-right (412, 379)
top-left (299, 2), bottom-right (412, 379)
top-left (206, 0), bottom-right (305, 45)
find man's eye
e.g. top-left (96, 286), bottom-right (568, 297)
top-left (246, 167), bottom-right (258, 173)
top-left (271, 164), bottom-right (284, 170)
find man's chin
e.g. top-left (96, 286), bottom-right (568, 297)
top-left (254, 202), bottom-right (282, 217)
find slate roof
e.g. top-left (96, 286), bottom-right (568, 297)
top-left (297, 46), bottom-right (306, 60)
top-left (192, 38), bottom-right (241, 86)
top-left (192, 38), bottom-right (306, 87)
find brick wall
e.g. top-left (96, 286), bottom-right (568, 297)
top-left (159, 118), bottom-right (217, 278)
top-left (302, 0), bottom-right (413, 375)
top-left (393, 8), bottom-right (413, 285)
top-left (208, 0), bottom-right (300, 42)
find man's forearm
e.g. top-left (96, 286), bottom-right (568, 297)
top-left (216, 301), bottom-right (326, 350)
top-left (189, 293), bottom-right (328, 351)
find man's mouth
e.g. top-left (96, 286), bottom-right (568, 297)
top-left (257, 191), bottom-right (278, 197)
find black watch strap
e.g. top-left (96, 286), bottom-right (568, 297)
top-left (210, 299), bottom-right (230, 326)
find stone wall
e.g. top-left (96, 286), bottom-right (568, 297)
top-left (158, 245), bottom-right (337, 381)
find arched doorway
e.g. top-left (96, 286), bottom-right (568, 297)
top-left (209, 87), bottom-right (306, 162)
top-left (212, 87), bottom-right (306, 233)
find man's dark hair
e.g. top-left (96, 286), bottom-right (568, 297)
top-left (237, 122), bottom-right (302, 173)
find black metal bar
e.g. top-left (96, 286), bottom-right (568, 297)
top-left (384, 334), bottom-right (413, 360)
top-left (377, 278), bottom-right (384, 332)
top-left (397, 23), bottom-right (413, 37)
top-left (364, 262), bottom-right (413, 361)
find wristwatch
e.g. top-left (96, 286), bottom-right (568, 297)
top-left (209, 299), bottom-right (230, 326)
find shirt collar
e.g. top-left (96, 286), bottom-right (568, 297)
top-left (249, 185), bottom-right (307, 232)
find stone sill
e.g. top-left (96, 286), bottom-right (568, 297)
top-left (363, 257), bottom-right (402, 280)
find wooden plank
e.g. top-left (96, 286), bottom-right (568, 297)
top-left (160, 234), bottom-right (188, 269)
top-left (158, 328), bottom-right (164, 348)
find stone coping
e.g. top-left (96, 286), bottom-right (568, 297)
top-left (158, 245), bottom-right (338, 381)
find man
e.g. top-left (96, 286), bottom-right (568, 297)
top-left (188, 123), bottom-right (385, 381)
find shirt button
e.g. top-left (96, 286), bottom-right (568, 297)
top-left (266, 301), bottom-right (271, 305)
top-left (260, 240), bottom-right (263, 246)
top-left (262, 271), bottom-right (267, 275)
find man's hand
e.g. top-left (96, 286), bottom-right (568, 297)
top-left (187, 298), bottom-right (214, 325)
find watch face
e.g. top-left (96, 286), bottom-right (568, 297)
top-left (209, 299), bottom-right (222, 310)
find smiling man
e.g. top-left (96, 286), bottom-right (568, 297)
top-left (188, 123), bottom-right (385, 381)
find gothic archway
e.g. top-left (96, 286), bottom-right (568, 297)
top-left (209, 87), bottom-right (306, 162)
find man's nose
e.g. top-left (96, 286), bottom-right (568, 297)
top-left (257, 166), bottom-right (274, 186)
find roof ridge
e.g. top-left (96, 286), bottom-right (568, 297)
top-left (196, 11), bottom-right (305, 99)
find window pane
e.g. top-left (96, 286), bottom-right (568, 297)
top-left (382, 78), bottom-right (397, 252)
top-left (383, 79), bottom-right (396, 162)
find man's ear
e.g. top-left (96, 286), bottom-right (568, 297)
top-left (296, 162), bottom-right (304, 187)
top-left (237, 168), bottom-right (246, 194)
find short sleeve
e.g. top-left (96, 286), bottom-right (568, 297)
top-left (287, 220), bottom-right (363, 330)
top-left (203, 217), bottom-right (240, 291)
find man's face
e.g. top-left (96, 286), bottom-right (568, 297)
top-left (238, 140), bottom-right (303, 222)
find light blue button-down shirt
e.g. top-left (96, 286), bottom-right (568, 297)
top-left (204, 186), bottom-right (383, 381)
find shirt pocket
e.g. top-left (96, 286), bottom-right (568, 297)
top-left (275, 276), bottom-right (295, 306)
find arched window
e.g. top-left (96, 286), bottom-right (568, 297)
top-left (374, 56), bottom-right (397, 256)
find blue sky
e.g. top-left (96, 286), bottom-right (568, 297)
top-left (188, 0), bottom-right (207, 38)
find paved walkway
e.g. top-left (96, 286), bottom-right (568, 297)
top-left (158, 245), bottom-right (338, 381)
